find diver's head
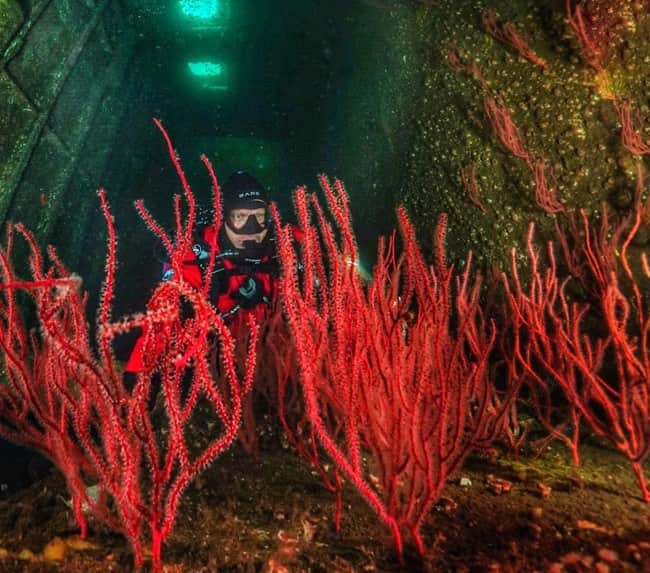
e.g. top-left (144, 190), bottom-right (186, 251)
top-left (221, 171), bottom-right (269, 249)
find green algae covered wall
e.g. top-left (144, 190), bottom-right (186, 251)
top-left (397, 0), bottom-right (650, 269)
top-left (0, 0), bottom-right (134, 269)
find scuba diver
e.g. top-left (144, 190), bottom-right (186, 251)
top-left (124, 170), bottom-right (302, 376)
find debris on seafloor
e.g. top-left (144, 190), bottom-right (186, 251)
top-left (486, 474), bottom-right (513, 495)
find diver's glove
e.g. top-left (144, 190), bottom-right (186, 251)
top-left (233, 276), bottom-right (268, 309)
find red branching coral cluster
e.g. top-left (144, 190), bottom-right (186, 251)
top-left (0, 120), bottom-right (258, 570)
top-left (501, 169), bottom-right (650, 499)
top-left (483, 96), bottom-right (564, 214)
top-left (482, 8), bottom-right (547, 69)
top-left (271, 177), bottom-right (518, 557)
top-left (566, 0), bottom-right (641, 72)
top-left (1, 114), bottom-right (649, 570)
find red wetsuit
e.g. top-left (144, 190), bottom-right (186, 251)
top-left (124, 222), bottom-right (302, 373)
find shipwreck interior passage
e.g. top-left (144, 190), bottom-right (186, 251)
top-left (2, 0), bottom-right (650, 570)
top-left (0, 0), bottom-right (417, 318)
top-left (0, 0), bottom-right (419, 497)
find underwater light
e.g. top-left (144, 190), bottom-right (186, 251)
top-left (187, 61), bottom-right (228, 90)
top-left (187, 61), bottom-right (224, 77)
top-left (179, 0), bottom-right (220, 20)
